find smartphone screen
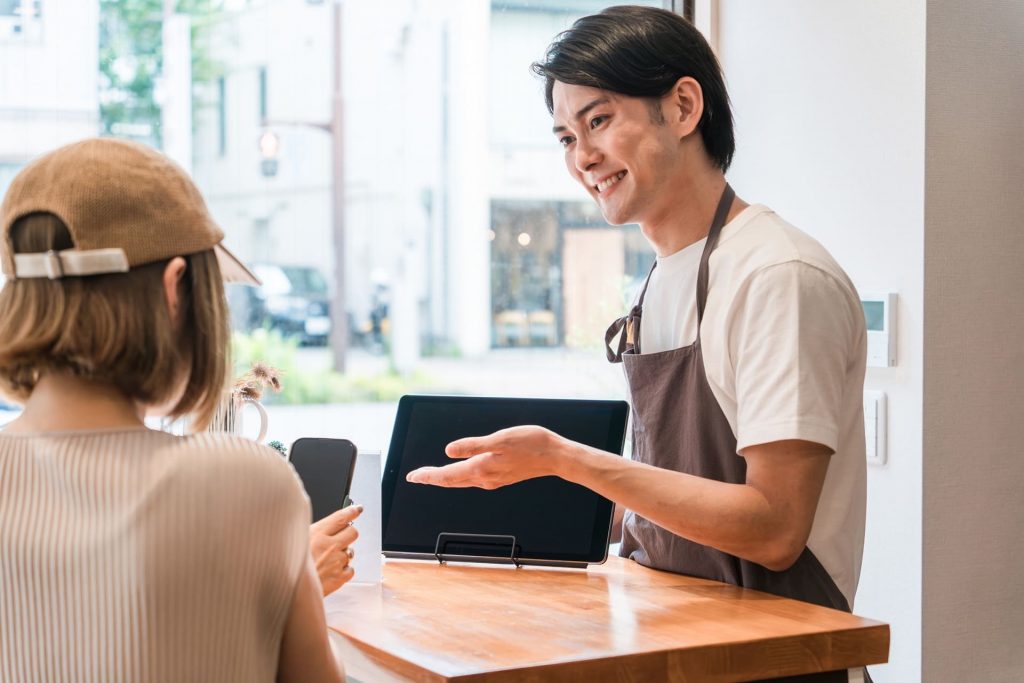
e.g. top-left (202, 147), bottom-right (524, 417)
top-left (289, 438), bottom-right (358, 523)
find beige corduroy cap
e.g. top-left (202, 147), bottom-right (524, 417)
top-left (0, 137), bottom-right (259, 284)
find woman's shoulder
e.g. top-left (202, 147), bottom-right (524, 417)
top-left (0, 427), bottom-right (310, 522)
top-left (146, 433), bottom-right (311, 586)
top-left (155, 432), bottom-right (305, 501)
top-left (169, 430), bottom-right (285, 461)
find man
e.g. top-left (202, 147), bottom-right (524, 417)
top-left (409, 8), bottom-right (867, 678)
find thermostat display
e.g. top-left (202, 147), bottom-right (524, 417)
top-left (860, 292), bottom-right (897, 367)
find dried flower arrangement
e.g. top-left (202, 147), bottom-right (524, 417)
top-left (208, 362), bottom-right (283, 437)
top-left (233, 362), bottom-right (283, 402)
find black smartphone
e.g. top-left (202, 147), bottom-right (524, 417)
top-left (288, 438), bottom-right (359, 523)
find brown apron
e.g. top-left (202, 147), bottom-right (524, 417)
top-left (605, 185), bottom-right (862, 683)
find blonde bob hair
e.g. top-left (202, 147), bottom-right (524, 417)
top-left (0, 213), bottom-right (230, 430)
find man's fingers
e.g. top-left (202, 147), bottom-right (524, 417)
top-left (312, 504), bottom-right (363, 536)
top-left (406, 462), bottom-right (481, 488)
top-left (446, 435), bottom-right (499, 459)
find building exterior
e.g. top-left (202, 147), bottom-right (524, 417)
top-left (190, 0), bottom-right (659, 363)
top-left (0, 0), bottom-right (100, 199)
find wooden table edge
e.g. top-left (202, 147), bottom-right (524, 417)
top-left (330, 620), bottom-right (890, 683)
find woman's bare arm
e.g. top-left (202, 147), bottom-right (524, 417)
top-left (276, 557), bottom-right (347, 683)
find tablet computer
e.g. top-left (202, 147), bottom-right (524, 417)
top-left (382, 395), bottom-right (629, 568)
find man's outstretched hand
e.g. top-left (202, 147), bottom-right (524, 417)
top-left (406, 425), bottom-right (566, 489)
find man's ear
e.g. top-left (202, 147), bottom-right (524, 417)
top-left (664, 76), bottom-right (705, 139)
top-left (162, 257), bottom-right (188, 326)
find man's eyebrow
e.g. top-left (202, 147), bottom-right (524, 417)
top-left (552, 96), bottom-right (612, 133)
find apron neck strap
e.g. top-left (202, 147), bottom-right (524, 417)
top-left (634, 259), bottom-right (658, 307)
top-left (696, 183), bottom-right (735, 326)
top-left (605, 182), bottom-right (736, 362)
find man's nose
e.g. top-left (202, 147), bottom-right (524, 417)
top-left (573, 137), bottom-right (601, 174)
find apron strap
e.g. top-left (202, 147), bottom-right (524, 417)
top-left (634, 259), bottom-right (657, 309)
top-left (605, 182), bottom-right (734, 360)
top-left (605, 260), bottom-right (658, 362)
top-left (696, 183), bottom-right (735, 327)
top-left (604, 313), bottom-right (630, 363)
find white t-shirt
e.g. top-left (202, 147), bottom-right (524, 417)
top-left (639, 204), bottom-right (867, 607)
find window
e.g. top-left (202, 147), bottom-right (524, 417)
top-left (0, 0), bottom-right (42, 40)
top-left (0, 163), bottom-right (22, 202)
top-left (257, 66), bottom-right (267, 122)
top-left (216, 76), bottom-right (226, 157)
top-left (3, 0), bottom-right (681, 449)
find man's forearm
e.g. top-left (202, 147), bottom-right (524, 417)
top-left (553, 440), bottom-right (808, 571)
top-left (410, 425), bottom-right (827, 570)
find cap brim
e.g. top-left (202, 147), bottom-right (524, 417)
top-left (215, 243), bottom-right (261, 286)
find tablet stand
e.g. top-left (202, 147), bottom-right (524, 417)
top-left (433, 532), bottom-right (522, 568)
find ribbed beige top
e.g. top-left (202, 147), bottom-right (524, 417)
top-left (0, 428), bottom-right (311, 683)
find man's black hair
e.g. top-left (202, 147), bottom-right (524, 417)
top-left (531, 5), bottom-right (735, 172)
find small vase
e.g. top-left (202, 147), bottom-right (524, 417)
top-left (209, 391), bottom-right (269, 443)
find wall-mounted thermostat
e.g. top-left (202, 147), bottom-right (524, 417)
top-left (860, 292), bottom-right (897, 367)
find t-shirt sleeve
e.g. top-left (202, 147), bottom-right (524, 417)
top-left (728, 261), bottom-right (861, 453)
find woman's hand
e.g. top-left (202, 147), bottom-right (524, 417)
top-left (309, 504), bottom-right (362, 596)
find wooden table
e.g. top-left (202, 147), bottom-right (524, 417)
top-left (324, 557), bottom-right (888, 682)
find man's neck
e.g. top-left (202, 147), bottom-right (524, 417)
top-left (3, 373), bottom-right (147, 434)
top-left (641, 170), bottom-right (748, 258)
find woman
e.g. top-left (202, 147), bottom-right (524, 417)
top-left (0, 138), bottom-right (353, 682)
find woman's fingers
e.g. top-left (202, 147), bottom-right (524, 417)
top-left (311, 504), bottom-right (364, 536)
top-left (320, 549), bottom-right (356, 596)
top-left (331, 524), bottom-right (358, 549)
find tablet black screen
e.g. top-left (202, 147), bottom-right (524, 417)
top-left (382, 395), bottom-right (628, 564)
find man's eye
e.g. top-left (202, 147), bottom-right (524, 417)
top-left (559, 136), bottom-right (575, 148)
top-left (590, 115), bottom-right (607, 129)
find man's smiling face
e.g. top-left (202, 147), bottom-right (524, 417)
top-left (551, 81), bottom-right (684, 228)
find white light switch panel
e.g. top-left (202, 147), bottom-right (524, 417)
top-left (863, 391), bottom-right (887, 466)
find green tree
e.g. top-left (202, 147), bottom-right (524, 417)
top-left (98, 0), bottom-right (223, 148)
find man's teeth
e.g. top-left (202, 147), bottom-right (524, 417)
top-left (596, 171), bottom-right (626, 193)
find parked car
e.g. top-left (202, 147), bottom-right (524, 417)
top-left (227, 263), bottom-right (332, 346)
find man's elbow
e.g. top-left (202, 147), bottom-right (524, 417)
top-left (751, 534), bottom-right (807, 573)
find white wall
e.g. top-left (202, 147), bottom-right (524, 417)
top-left (922, 1), bottom-right (1024, 681)
top-left (717, 2), bottom-right (926, 681)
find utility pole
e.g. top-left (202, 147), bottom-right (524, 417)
top-left (328, 0), bottom-right (348, 373)
top-left (263, 0), bottom-right (348, 372)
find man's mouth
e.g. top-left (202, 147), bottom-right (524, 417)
top-left (594, 171), bottom-right (626, 194)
